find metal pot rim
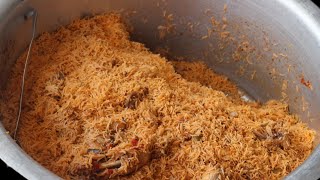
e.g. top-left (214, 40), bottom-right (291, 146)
top-left (0, 0), bottom-right (319, 179)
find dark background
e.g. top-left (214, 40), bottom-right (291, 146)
top-left (1, 1), bottom-right (320, 179)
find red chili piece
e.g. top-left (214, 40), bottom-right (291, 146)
top-left (131, 138), bottom-right (139, 146)
top-left (92, 161), bottom-right (100, 172)
top-left (107, 169), bottom-right (114, 175)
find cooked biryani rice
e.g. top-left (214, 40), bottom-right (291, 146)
top-left (0, 13), bottom-right (315, 179)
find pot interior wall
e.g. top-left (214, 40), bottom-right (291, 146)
top-left (0, 0), bottom-right (320, 178)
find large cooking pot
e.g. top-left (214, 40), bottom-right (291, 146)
top-left (0, 0), bottom-right (320, 179)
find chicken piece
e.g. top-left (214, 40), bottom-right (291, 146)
top-left (96, 150), bottom-right (151, 178)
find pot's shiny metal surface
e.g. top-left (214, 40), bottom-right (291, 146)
top-left (0, 0), bottom-right (320, 179)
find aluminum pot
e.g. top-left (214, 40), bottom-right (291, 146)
top-left (0, 0), bottom-right (319, 179)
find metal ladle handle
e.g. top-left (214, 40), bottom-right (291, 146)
top-left (13, 10), bottom-right (37, 141)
